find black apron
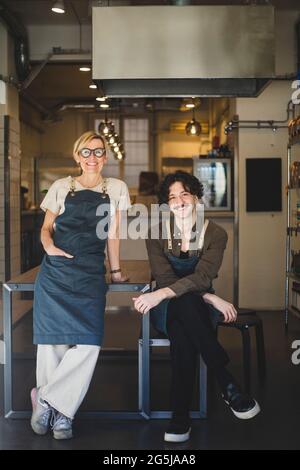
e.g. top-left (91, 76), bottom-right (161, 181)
top-left (150, 219), bottom-right (221, 336)
top-left (33, 178), bottom-right (110, 346)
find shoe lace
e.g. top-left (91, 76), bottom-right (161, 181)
top-left (39, 402), bottom-right (54, 427)
top-left (51, 412), bottom-right (72, 430)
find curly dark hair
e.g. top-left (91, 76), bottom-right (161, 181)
top-left (158, 171), bottom-right (204, 205)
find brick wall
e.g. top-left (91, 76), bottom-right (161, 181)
top-left (0, 115), bottom-right (21, 285)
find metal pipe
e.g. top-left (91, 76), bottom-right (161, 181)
top-left (0, 0), bottom-right (30, 82)
top-left (285, 145), bottom-right (292, 330)
top-left (225, 99), bottom-right (294, 133)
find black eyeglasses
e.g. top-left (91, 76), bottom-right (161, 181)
top-left (79, 147), bottom-right (106, 158)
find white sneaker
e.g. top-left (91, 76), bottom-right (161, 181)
top-left (52, 412), bottom-right (73, 440)
top-left (30, 387), bottom-right (52, 435)
top-left (164, 415), bottom-right (191, 443)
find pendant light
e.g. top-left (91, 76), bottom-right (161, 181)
top-left (98, 119), bottom-right (115, 137)
top-left (51, 0), bottom-right (65, 14)
top-left (185, 108), bottom-right (202, 136)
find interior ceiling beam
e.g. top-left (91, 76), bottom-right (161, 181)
top-left (95, 78), bottom-right (271, 98)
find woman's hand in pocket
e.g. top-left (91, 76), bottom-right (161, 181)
top-left (46, 244), bottom-right (74, 258)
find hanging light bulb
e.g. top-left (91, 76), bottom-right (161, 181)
top-left (98, 120), bottom-right (115, 137)
top-left (51, 0), bottom-right (65, 14)
top-left (185, 108), bottom-right (201, 136)
top-left (108, 133), bottom-right (118, 145)
top-left (116, 151), bottom-right (125, 160)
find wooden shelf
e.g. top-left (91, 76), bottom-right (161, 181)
top-left (289, 136), bottom-right (300, 146)
top-left (288, 306), bottom-right (300, 320)
top-left (287, 271), bottom-right (300, 281)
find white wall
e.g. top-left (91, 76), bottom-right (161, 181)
top-left (234, 8), bottom-right (300, 310)
top-left (236, 80), bottom-right (291, 309)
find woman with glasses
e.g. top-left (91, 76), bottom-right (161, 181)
top-left (31, 131), bottom-right (131, 440)
top-left (133, 171), bottom-right (260, 443)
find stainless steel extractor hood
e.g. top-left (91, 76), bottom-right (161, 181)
top-left (92, 5), bottom-right (275, 97)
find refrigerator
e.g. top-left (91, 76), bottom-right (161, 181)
top-left (193, 157), bottom-right (232, 211)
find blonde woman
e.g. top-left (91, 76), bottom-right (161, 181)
top-left (31, 131), bottom-right (130, 439)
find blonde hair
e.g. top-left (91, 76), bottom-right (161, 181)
top-left (73, 131), bottom-right (109, 162)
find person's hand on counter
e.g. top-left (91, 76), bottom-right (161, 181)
top-left (133, 287), bottom-right (176, 314)
top-left (110, 271), bottom-right (130, 283)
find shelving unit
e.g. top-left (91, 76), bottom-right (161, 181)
top-left (285, 136), bottom-right (300, 329)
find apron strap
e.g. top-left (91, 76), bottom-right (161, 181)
top-left (70, 177), bottom-right (76, 196)
top-left (198, 219), bottom-right (209, 251)
top-left (101, 177), bottom-right (107, 194)
top-left (69, 176), bottom-right (107, 195)
top-left (166, 218), bottom-right (172, 251)
top-left (166, 218), bottom-right (209, 252)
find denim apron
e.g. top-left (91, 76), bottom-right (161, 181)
top-left (33, 177), bottom-right (110, 346)
top-left (150, 219), bottom-right (221, 336)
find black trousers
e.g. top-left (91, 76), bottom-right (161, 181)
top-left (166, 292), bottom-right (229, 416)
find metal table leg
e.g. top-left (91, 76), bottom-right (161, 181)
top-left (3, 281), bottom-right (149, 419)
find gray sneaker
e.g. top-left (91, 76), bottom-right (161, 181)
top-left (52, 412), bottom-right (73, 440)
top-left (30, 387), bottom-right (52, 435)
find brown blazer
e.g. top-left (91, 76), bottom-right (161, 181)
top-left (145, 217), bottom-right (228, 297)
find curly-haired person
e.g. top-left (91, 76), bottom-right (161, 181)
top-left (133, 171), bottom-right (260, 443)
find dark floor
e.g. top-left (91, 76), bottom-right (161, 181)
top-left (1, 309), bottom-right (300, 450)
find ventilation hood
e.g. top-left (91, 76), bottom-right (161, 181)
top-left (92, 5), bottom-right (275, 98)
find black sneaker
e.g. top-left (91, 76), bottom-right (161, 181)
top-left (164, 415), bottom-right (191, 443)
top-left (222, 383), bottom-right (260, 420)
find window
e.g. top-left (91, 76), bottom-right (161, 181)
top-left (123, 118), bottom-right (149, 188)
top-left (94, 117), bottom-right (150, 188)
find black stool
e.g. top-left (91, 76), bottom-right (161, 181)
top-left (217, 308), bottom-right (266, 393)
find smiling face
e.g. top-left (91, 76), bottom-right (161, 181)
top-left (168, 181), bottom-right (198, 220)
top-left (76, 137), bottom-right (107, 175)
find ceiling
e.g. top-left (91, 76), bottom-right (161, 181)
top-left (10, 0), bottom-right (298, 117)
top-left (7, 0), bottom-right (300, 27)
top-left (21, 63), bottom-right (212, 119)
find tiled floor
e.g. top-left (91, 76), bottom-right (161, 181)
top-left (0, 309), bottom-right (300, 450)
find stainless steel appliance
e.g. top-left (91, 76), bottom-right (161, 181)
top-left (193, 157), bottom-right (232, 211)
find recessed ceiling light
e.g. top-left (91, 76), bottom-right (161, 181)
top-left (96, 96), bottom-right (106, 102)
top-left (186, 103), bottom-right (195, 109)
top-left (100, 103), bottom-right (109, 108)
top-left (89, 84), bottom-right (97, 89)
top-left (79, 66), bottom-right (91, 72)
top-left (51, 0), bottom-right (65, 14)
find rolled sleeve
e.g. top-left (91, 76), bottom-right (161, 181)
top-left (40, 181), bottom-right (60, 215)
top-left (118, 181), bottom-right (132, 211)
